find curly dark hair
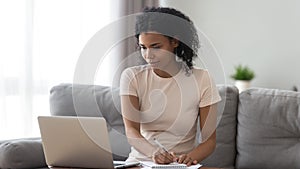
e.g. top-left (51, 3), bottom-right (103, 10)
top-left (135, 7), bottom-right (200, 69)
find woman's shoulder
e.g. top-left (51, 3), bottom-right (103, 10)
top-left (191, 67), bottom-right (209, 76)
top-left (191, 67), bottom-right (216, 82)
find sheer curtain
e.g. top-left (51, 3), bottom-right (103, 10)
top-left (0, 0), bottom-right (111, 140)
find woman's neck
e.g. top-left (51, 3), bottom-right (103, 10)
top-left (153, 62), bottom-right (182, 78)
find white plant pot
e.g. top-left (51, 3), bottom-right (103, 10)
top-left (235, 80), bottom-right (251, 93)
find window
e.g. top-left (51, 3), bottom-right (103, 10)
top-left (0, 0), bottom-right (111, 140)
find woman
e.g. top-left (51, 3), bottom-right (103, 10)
top-left (120, 7), bottom-right (221, 166)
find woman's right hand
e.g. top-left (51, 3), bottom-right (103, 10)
top-left (152, 149), bottom-right (177, 164)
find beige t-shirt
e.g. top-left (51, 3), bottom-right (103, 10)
top-left (120, 65), bottom-right (221, 161)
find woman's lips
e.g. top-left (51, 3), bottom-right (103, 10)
top-left (149, 61), bottom-right (159, 65)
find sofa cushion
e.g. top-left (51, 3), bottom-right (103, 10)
top-left (236, 88), bottom-right (300, 169)
top-left (0, 138), bottom-right (47, 169)
top-left (49, 83), bottom-right (131, 160)
top-left (201, 85), bottom-right (238, 168)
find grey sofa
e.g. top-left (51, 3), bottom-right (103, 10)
top-left (0, 83), bottom-right (299, 169)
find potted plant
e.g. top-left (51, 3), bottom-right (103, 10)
top-left (231, 64), bottom-right (255, 92)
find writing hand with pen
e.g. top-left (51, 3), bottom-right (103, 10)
top-left (152, 138), bottom-right (198, 166)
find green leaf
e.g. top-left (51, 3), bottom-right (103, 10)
top-left (231, 64), bottom-right (255, 81)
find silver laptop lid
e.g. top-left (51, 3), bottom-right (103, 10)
top-left (38, 116), bottom-right (114, 169)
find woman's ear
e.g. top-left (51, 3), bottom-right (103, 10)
top-left (171, 38), bottom-right (179, 48)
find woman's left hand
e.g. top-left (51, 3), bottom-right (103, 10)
top-left (176, 154), bottom-right (198, 166)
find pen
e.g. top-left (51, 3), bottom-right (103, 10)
top-left (153, 138), bottom-right (169, 153)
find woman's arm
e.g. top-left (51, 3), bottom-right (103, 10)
top-left (121, 95), bottom-right (155, 156)
top-left (177, 103), bottom-right (218, 166)
top-left (121, 95), bottom-right (175, 163)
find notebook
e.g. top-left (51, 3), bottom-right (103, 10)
top-left (38, 116), bottom-right (140, 169)
top-left (141, 161), bottom-right (202, 169)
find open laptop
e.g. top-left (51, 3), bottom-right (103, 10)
top-left (38, 116), bottom-right (139, 169)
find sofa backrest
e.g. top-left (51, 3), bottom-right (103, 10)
top-left (236, 88), bottom-right (300, 169)
top-left (49, 83), bottom-right (239, 167)
top-left (201, 85), bottom-right (239, 168)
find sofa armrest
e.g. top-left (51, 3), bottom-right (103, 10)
top-left (0, 138), bottom-right (47, 169)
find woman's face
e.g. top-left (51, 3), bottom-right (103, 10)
top-left (138, 32), bottom-right (178, 71)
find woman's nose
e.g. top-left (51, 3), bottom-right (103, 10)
top-left (143, 49), bottom-right (154, 59)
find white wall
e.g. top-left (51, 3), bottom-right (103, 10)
top-left (161, 0), bottom-right (300, 90)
